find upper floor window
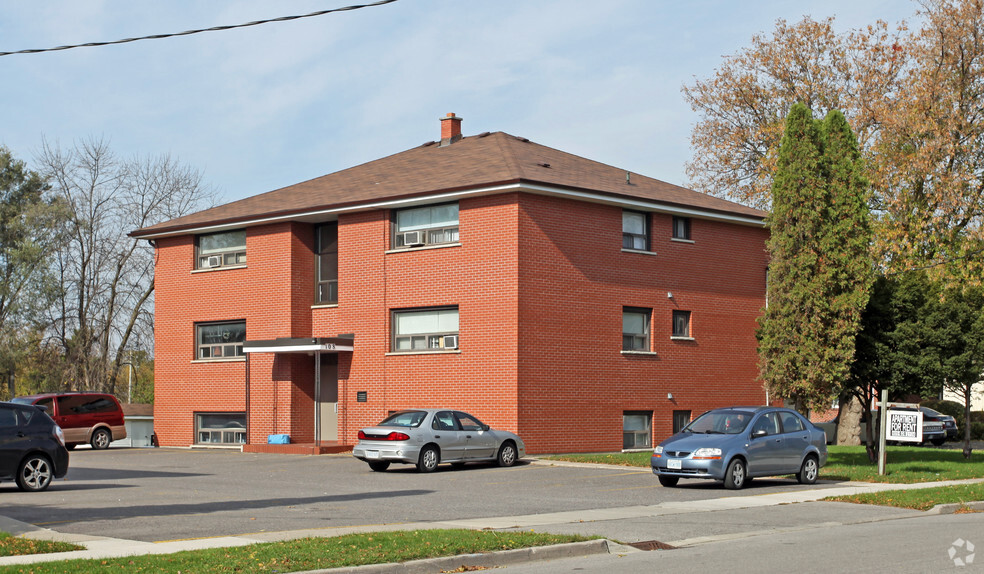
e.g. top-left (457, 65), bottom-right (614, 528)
top-left (316, 223), bottom-right (338, 304)
top-left (622, 307), bottom-right (651, 351)
top-left (622, 210), bottom-right (649, 250)
top-left (672, 310), bottom-right (691, 338)
top-left (392, 307), bottom-right (459, 352)
top-left (197, 321), bottom-right (246, 360)
top-left (672, 216), bottom-right (691, 241)
top-left (394, 203), bottom-right (459, 249)
top-left (198, 230), bottom-right (246, 269)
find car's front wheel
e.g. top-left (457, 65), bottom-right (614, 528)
top-left (724, 458), bottom-right (746, 490)
top-left (497, 442), bottom-right (518, 467)
top-left (16, 454), bottom-right (54, 492)
top-left (658, 475), bottom-right (679, 487)
top-left (417, 446), bottom-right (439, 473)
top-left (797, 455), bottom-right (819, 484)
top-left (367, 461), bottom-right (390, 472)
top-left (90, 428), bottom-right (112, 450)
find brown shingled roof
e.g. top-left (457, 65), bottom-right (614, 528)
top-left (132, 131), bottom-right (764, 238)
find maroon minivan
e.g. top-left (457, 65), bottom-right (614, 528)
top-left (12, 393), bottom-right (127, 449)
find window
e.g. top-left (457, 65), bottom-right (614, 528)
top-left (197, 321), bottom-right (246, 360)
top-left (751, 412), bottom-right (781, 436)
top-left (316, 223), bottom-right (338, 304)
top-left (622, 307), bottom-right (651, 351)
top-left (672, 310), bottom-right (691, 338)
top-left (393, 203), bottom-right (459, 248)
top-left (672, 410), bottom-right (692, 434)
top-left (780, 411), bottom-right (805, 433)
top-left (622, 210), bottom-right (649, 250)
top-left (196, 413), bottom-right (246, 444)
top-left (672, 216), bottom-right (691, 240)
top-left (392, 307), bottom-right (459, 352)
top-left (623, 411), bottom-right (652, 449)
top-left (197, 230), bottom-right (246, 269)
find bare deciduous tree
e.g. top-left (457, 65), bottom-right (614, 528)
top-left (37, 138), bottom-right (216, 394)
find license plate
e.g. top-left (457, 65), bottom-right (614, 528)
top-left (366, 450), bottom-right (380, 459)
top-left (667, 459), bottom-right (682, 470)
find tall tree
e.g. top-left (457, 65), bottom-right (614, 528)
top-left (36, 138), bottom-right (216, 394)
top-left (0, 146), bottom-right (68, 397)
top-left (758, 104), bottom-right (873, 412)
top-left (684, 1), bottom-right (984, 279)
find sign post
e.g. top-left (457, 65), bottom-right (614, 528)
top-left (877, 390), bottom-right (922, 476)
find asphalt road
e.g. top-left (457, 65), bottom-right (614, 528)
top-left (496, 512), bottom-right (984, 573)
top-left (0, 447), bottom-right (852, 543)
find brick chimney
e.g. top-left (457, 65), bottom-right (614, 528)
top-left (440, 113), bottom-right (463, 146)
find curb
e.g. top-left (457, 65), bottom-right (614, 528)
top-left (928, 500), bottom-right (984, 514)
top-left (295, 539), bottom-right (615, 573)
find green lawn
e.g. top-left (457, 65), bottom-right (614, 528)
top-left (825, 482), bottom-right (984, 511)
top-left (542, 445), bottom-right (984, 483)
top-left (0, 533), bottom-right (80, 557)
top-left (0, 529), bottom-right (593, 574)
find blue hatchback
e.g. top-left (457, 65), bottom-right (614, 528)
top-left (651, 406), bottom-right (827, 490)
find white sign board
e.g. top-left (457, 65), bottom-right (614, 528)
top-left (886, 409), bottom-right (923, 442)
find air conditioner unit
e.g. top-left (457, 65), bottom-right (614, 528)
top-left (402, 231), bottom-right (424, 246)
top-left (443, 335), bottom-right (458, 349)
top-left (204, 255), bottom-right (222, 268)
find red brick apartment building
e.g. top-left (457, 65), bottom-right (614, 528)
top-left (131, 114), bottom-right (769, 454)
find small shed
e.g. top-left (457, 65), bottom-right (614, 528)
top-left (119, 403), bottom-right (155, 447)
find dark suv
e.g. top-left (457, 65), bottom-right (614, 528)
top-left (12, 393), bottom-right (127, 449)
top-left (0, 401), bottom-right (70, 491)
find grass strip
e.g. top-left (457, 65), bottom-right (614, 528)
top-left (542, 445), bottom-right (984, 483)
top-left (0, 533), bottom-right (81, 557)
top-left (825, 482), bottom-right (984, 511)
top-left (0, 529), bottom-right (592, 574)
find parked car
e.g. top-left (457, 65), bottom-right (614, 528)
top-left (352, 409), bottom-right (525, 472)
top-left (12, 392), bottom-right (126, 450)
top-left (0, 401), bottom-right (70, 491)
top-left (651, 406), bottom-right (828, 490)
top-left (921, 406), bottom-right (958, 443)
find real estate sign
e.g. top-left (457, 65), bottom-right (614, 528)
top-left (886, 404), bottom-right (923, 443)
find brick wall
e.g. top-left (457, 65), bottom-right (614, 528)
top-left (152, 191), bottom-right (766, 453)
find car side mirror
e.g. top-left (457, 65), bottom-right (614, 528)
top-left (482, 424), bottom-right (490, 432)
top-left (751, 429), bottom-right (768, 439)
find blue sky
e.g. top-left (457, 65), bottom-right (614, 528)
top-left (0, 1), bottom-right (917, 205)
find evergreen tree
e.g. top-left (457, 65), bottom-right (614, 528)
top-left (758, 103), bottom-right (873, 411)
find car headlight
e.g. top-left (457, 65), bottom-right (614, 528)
top-left (692, 447), bottom-right (722, 459)
top-left (653, 446), bottom-right (664, 455)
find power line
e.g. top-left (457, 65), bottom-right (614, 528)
top-left (0, 0), bottom-right (399, 57)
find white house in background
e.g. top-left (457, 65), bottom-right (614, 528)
top-left (944, 381), bottom-right (984, 412)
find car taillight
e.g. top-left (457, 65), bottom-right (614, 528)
top-left (385, 432), bottom-right (410, 441)
top-left (53, 425), bottom-right (66, 447)
top-left (358, 430), bottom-right (367, 440)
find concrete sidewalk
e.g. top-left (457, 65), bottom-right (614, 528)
top-left (1, 473), bottom-right (982, 570)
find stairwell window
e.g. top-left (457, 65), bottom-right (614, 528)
top-left (393, 203), bottom-right (459, 249)
top-left (316, 223), bottom-right (338, 304)
top-left (197, 230), bottom-right (246, 269)
top-left (622, 307), bottom-right (651, 351)
top-left (196, 321), bottom-right (246, 360)
top-left (622, 210), bottom-right (649, 250)
top-left (393, 307), bottom-right (459, 352)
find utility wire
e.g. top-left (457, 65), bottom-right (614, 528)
top-left (0, 0), bottom-right (399, 57)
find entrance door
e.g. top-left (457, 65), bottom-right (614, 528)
top-left (317, 355), bottom-right (339, 442)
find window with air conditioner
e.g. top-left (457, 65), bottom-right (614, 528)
top-left (393, 203), bottom-right (459, 249)
top-left (196, 321), bottom-right (246, 360)
top-left (392, 307), bottom-right (459, 352)
top-left (195, 413), bottom-right (246, 445)
top-left (197, 230), bottom-right (246, 269)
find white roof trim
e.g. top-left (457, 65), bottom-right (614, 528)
top-left (243, 344), bottom-right (353, 354)
top-left (136, 183), bottom-right (764, 239)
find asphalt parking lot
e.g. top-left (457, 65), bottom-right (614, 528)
top-left (0, 447), bottom-right (853, 543)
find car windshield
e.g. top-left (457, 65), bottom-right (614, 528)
top-left (683, 410), bottom-right (753, 435)
top-left (378, 410), bottom-right (427, 428)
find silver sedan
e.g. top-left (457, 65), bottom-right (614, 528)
top-left (352, 409), bottom-right (526, 472)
